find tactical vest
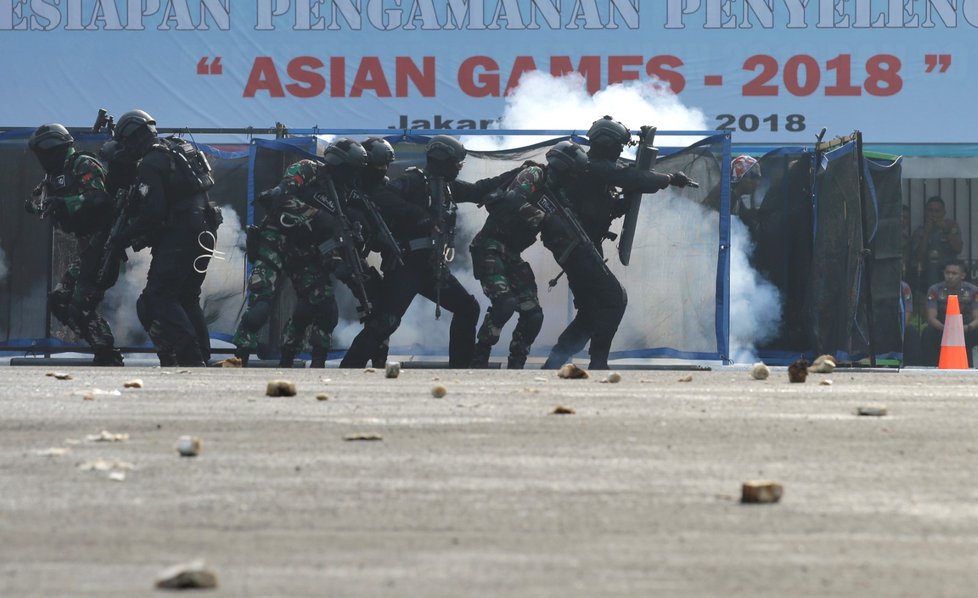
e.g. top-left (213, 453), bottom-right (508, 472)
top-left (47, 151), bottom-right (107, 236)
top-left (149, 136), bottom-right (215, 197)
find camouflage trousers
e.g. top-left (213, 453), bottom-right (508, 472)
top-left (50, 237), bottom-right (116, 350)
top-left (232, 234), bottom-right (336, 355)
top-left (471, 240), bottom-right (543, 368)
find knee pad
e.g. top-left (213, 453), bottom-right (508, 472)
top-left (490, 294), bottom-right (518, 328)
top-left (367, 312), bottom-right (401, 339)
top-left (292, 299), bottom-right (316, 325)
top-left (48, 290), bottom-right (71, 322)
top-left (321, 299), bottom-right (339, 331)
top-left (240, 300), bottom-right (272, 332)
top-left (519, 306), bottom-right (544, 338)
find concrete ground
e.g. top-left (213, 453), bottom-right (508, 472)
top-left (1, 363), bottom-right (977, 597)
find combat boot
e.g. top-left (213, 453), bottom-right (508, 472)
top-left (470, 342), bottom-right (492, 369)
top-left (93, 347), bottom-right (124, 367)
top-left (310, 347), bottom-right (327, 369)
top-left (507, 354), bottom-right (527, 370)
top-left (233, 347), bottom-right (250, 367)
top-left (158, 352), bottom-right (178, 367)
top-left (279, 349), bottom-right (296, 368)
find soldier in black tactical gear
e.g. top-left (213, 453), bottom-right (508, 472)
top-left (350, 137), bottom-right (400, 367)
top-left (340, 135), bottom-right (519, 368)
top-left (233, 138), bottom-right (369, 368)
top-left (110, 109), bottom-right (216, 367)
top-left (25, 123), bottom-right (124, 366)
top-left (541, 117), bottom-right (694, 370)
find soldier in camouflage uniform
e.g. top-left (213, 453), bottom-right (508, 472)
top-left (25, 124), bottom-right (124, 366)
top-left (469, 165), bottom-right (549, 369)
top-left (233, 139), bottom-right (369, 367)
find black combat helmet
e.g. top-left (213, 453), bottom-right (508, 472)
top-left (545, 141), bottom-right (589, 184)
top-left (586, 115), bottom-right (631, 158)
top-left (29, 123), bottom-right (74, 174)
top-left (323, 137), bottom-right (369, 169)
top-left (426, 135), bottom-right (466, 180)
top-left (28, 123), bottom-right (73, 153)
top-left (113, 109), bottom-right (158, 157)
top-left (362, 137), bottom-right (395, 168)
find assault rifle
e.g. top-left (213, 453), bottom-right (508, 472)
top-left (428, 176), bottom-right (457, 319)
top-left (538, 184), bottom-right (607, 290)
top-left (308, 176), bottom-right (374, 319)
top-left (95, 184), bottom-right (137, 289)
top-left (348, 188), bottom-right (403, 268)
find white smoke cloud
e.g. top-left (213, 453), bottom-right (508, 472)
top-left (467, 71), bottom-right (709, 151)
top-left (101, 242), bottom-right (152, 346)
top-left (462, 72), bottom-right (780, 364)
top-left (199, 207), bottom-right (248, 336)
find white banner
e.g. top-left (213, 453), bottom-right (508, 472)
top-left (2, 0), bottom-right (976, 142)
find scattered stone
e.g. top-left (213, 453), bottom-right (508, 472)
top-left (741, 480), bottom-right (783, 504)
top-left (431, 384), bottom-right (448, 398)
top-left (552, 406), bottom-right (576, 415)
top-left (36, 447), bottom-right (71, 457)
top-left (154, 559), bottom-right (218, 590)
top-left (108, 471), bottom-right (126, 482)
top-left (385, 361), bottom-right (401, 378)
top-left (820, 379), bottom-right (833, 386)
top-left (808, 354), bottom-right (837, 373)
top-left (857, 405), bottom-right (887, 417)
top-left (557, 364), bottom-right (589, 379)
top-left (343, 433), bottom-right (383, 442)
top-left (77, 459), bottom-right (134, 472)
top-left (123, 379), bottom-right (144, 389)
top-left (787, 359), bottom-right (809, 383)
top-left (176, 436), bottom-right (202, 457)
top-left (86, 430), bottom-right (129, 443)
top-left (533, 376), bottom-right (547, 382)
top-left (265, 379), bottom-right (297, 397)
top-left (601, 372), bottom-right (622, 384)
top-left (750, 363), bottom-right (770, 380)
top-left (678, 375), bottom-right (693, 383)
top-left (217, 356), bottom-right (242, 368)
top-left (315, 393), bottom-right (330, 401)
top-left (51, 372), bottom-right (73, 380)
top-left (364, 368), bottom-right (376, 373)
top-left (74, 388), bottom-right (121, 399)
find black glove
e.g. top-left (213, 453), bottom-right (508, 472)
top-left (669, 171), bottom-right (693, 188)
top-left (257, 186), bottom-right (286, 209)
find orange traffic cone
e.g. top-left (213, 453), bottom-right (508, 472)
top-left (939, 294), bottom-right (970, 369)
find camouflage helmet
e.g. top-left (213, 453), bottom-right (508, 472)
top-left (730, 155), bottom-right (760, 183)
top-left (28, 123), bottom-right (74, 153)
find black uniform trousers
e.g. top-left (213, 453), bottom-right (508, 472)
top-left (542, 248), bottom-right (627, 370)
top-left (341, 249), bottom-right (479, 368)
top-left (138, 209), bottom-right (210, 366)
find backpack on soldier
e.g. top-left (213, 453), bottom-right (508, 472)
top-left (156, 135), bottom-right (215, 195)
